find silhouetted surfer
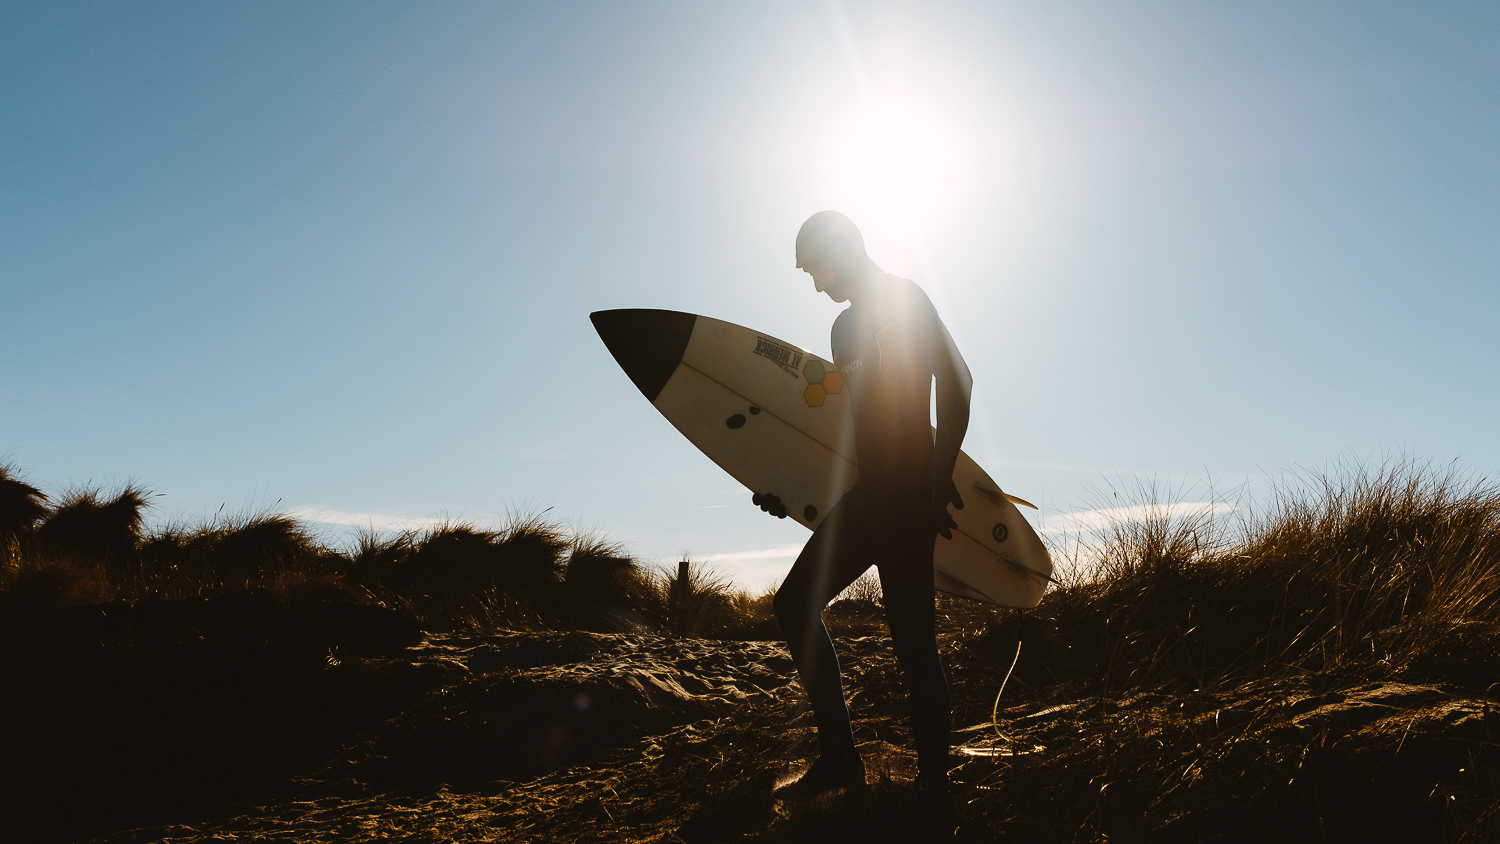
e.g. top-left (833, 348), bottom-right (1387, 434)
top-left (769, 211), bottom-right (971, 800)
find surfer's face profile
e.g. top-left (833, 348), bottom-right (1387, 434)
top-left (801, 259), bottom-right (853, 303)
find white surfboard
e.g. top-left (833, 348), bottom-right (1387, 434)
top-left (591, 309), bottom-right (1053, 608)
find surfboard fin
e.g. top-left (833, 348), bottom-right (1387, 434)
top-left (1004, 493), bottom-right (1038, 510)
top-left (969, 481), bottom-right (1038, 510)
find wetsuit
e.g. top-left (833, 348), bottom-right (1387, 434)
top-left (773, 273), bottom-right (963, 777)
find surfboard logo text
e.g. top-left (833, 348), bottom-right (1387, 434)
top-left (753, 337), bottom-right (803, 373)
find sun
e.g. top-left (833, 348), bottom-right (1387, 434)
top-left (840, 107), bottom-right (953, 229)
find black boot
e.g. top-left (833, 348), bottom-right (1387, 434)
top-left (915, 771), bottom-right (953, 794)
top-left (914, 771), bottom-right (956, 840)
top-left (773, 751), bottom-right (866, 800)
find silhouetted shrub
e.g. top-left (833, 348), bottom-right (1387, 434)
top-left (955, 458), bottom-right (1500, 702)
top-left (563, 535), bottom-right (663, 631)
top-left (37, 486), bottom-right (148, 570)
top-left (660, 559), bottom-right (751, 638)
top-left (343, 517), bottom-right (587, 631)
top-left (368, 518), bottom-right (565, 596)
top-left (211, 515), bottom-right (328, 580)
top-left (137, 513), bottom-right (343, 598)
top-left (0, 465), bottom-right (48, 540)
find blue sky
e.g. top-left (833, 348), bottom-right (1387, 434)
top-left (4, 1), bottom-right (1497, 589)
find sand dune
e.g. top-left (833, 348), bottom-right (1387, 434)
top-left (45, 623), bottom-right (1490, 844)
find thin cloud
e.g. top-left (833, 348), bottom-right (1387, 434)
top-left (701, 544), bottom-right (807, 564)
top-left (1039, 502), bottom-right (1236, 536)
top-left (699, 543), bottom-right (808, 592)
top-left (284, 506), bottom-right (452, 533)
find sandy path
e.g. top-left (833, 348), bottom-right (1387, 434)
top-left (99, 632), bottom-right (853, 843)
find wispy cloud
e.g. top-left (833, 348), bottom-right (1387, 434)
top-left (1039, 502), bottom-right (1236, 535)
top-left (697, 543), bottom-right (808, 591)
top-left (284, 506), bottom-right (453, 533)
top-left (701, 544), bottom-right (806, 564)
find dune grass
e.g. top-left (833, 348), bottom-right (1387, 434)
top-left (936, 458), bottom-right (1500, 841)
top-left (10, 457), bottom-right (1495, 667)
top-left (950, 458), bottom-right (1500, 700)
top-left (0, 464), bottom-right (799, 636)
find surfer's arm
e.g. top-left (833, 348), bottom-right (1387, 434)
top-left (930, 322), bottom-right (972, 485)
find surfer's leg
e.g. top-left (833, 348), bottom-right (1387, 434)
top-left (774, 494), bottom-right (870, 759)
top-left (876, 523), bottom-right (952, 783)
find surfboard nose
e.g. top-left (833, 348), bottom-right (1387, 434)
top-left (589, 309), bottom-right (698, 402)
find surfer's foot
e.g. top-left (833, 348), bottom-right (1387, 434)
top-left (915, 772), bottom-right (953, 794)
top-left (773, 751), bottom-right (866, 800)
top-left (914, 772), bottom-right (956, 837)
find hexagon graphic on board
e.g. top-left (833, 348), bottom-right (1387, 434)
top-left (803, 359), bottom-right (826, 384)
top-left (822, 370), bottom-right (843, 394)
top-left (804, 383), bottom-right (827, 407)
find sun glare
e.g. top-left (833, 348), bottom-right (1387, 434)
top-left (841, 107), bottom-right (952, 229)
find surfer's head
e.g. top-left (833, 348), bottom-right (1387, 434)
top-left (795, 211), bottom-right (873, 303)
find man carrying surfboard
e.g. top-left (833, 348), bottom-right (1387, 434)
top-left (770, 210), bottom-right (972, 800)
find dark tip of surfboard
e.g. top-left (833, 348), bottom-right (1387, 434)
top-left (589, 309), bottom-right (698, 403)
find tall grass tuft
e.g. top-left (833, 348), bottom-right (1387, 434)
top-left (345, 516), bottom-right (567, 630)
top-left (938, 459), bottom-right (1500, 842)
top-left (0, 465), bottom-right (49, 540)
top-left (564, 533), bottom-right (663, 631)
top-left (963, 458), bottom-right (1500, 701)
top-left (1, 482), bottom-right (148, 609)
top-left (136, 512), bottom-right (346, 599)
top-left (37, 486), bottom-right (150, 570)
top-left (343, 515), bottom-right (675, 632)
top-left (1239, 460), bottom-right (1500, 684)
top-left (661, 558), bottom-right (744, 638)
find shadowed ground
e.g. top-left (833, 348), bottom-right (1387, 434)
top-left (19, 625), bottom-right (1489, 844)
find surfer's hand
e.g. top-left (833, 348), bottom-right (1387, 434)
top-left (932, 478), bottom-right (964, 540)
top-left (935, 477), bottom-right (965, 511)
top-left (753, 492), bottom-right (788, 519)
